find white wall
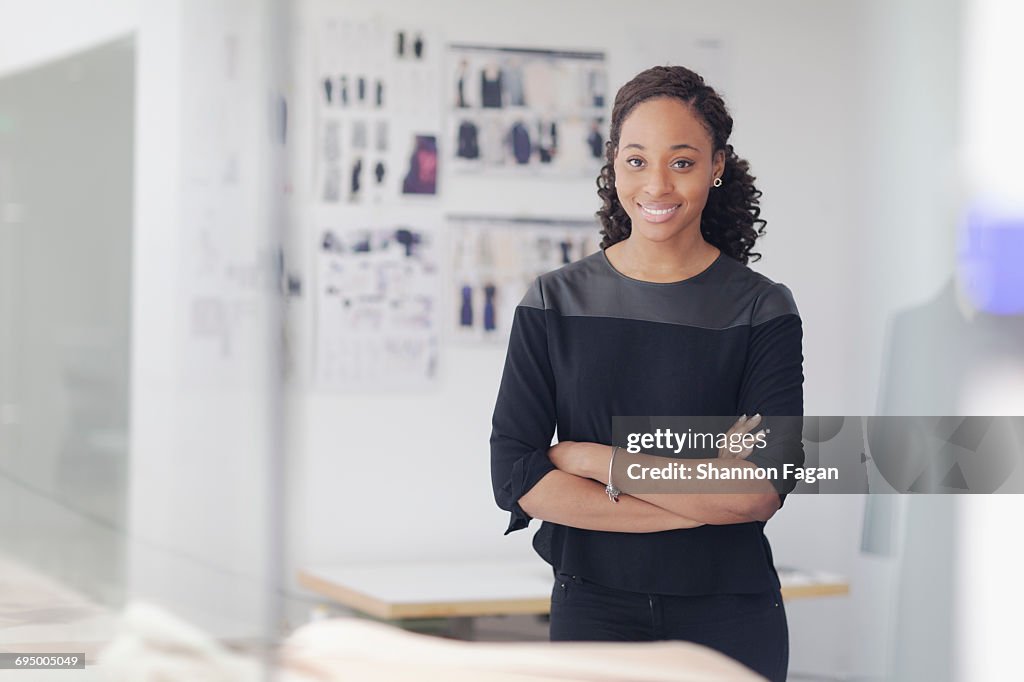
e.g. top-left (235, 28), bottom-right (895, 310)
top-left (0, 0), bottom-right (139, 77)
top-left (771, 0), bottom-right (967, 676)
top-left (130, 0), bottom-right (285, 639)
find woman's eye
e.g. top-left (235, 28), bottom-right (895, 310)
top-left (626, 158), bottom-right (644, 168)
top-left (673, 160), bottom-right (693, 169)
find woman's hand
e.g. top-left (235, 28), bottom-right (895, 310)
top-left (718, 414), bottom-right (766, 460)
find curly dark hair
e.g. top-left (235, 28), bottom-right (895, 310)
top-left (597, 65), bottom-right (766, 264)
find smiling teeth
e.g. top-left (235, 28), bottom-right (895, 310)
top-left (641, 205), bottom-right (678, 215)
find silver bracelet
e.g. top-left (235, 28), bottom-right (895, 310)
top-left (605, 445), bottom-right (621, 503)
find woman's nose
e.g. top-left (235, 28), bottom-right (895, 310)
top-left (644, 167), bottom-right (673, 196)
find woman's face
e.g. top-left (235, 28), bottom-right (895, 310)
top-left (613, 96), bottom-right (724, 245)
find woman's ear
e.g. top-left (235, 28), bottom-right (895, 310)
top-left (714, 149), bottom-right (726, 178)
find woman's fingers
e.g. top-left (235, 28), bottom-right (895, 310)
top-left (720, 416), bottom-right (765, 459)
top-left (727, 413), bottom-right (760, 436)
top-left (733, 429), bottom-right (766, 460)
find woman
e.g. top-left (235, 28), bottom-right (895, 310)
top-left (489, 65), bottom-right (803, 681)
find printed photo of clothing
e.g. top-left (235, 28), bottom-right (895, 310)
top-left (323, 165), bottom-right (340, 202)
top-left (402, 135), bottom-right (438, 194)
top-left (350, 158), bottom-right (363, 197)
top-left (454, 60), bottom-right (477, 108)
top-left (480, 118), bottom-right (507, 165)
top-left (588, 68), bottom-right (607, 108)
top-left (324, 121), bottom-right (340, 162)
top-left (557, 117), bottom-right (589, 169)
top-left (553, 62), bottom-right (581, 111)
top-left (351, 120), bottom-right (368, 150)
top-left (504, 62), bottom-right (526, 106)
top-left (459, 285), bottom-right (473, 327)
top-left (457, 120), bottom-right (480, 159)
top-left (536, 119), bottom-right (556, 164)
top-left (509, 122), bottom-right (532, 164)
top-left (483, 284), bottom-right (497, 332)
top-left (481, 65), bottom-right (503, 108)
top-left (588, 121), bottom-right (604, 159)
top-left (523, 60), bottom-right (557, 112)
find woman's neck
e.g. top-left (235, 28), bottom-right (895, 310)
top-left (609, 232), bottom-right (720, 283)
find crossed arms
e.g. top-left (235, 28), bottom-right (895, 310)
top-left (518, 416), bottom-right (781, 533)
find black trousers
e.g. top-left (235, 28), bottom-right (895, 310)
top-left (549, 570), bottom-right (789, 682)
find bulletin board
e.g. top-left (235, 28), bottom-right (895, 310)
top-left (447, 44), bottom-right (608, 177)
top-left (447, 215), bottom-right (599, 343)
top-left (313, 213), bottom-right (440, 390)
top-left (313, 16), bottom-right (443, 205)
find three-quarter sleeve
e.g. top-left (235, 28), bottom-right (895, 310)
top-left (737, 283), bottom-right (805, 507)
top-left (490, 279), bottom-right (558, 535)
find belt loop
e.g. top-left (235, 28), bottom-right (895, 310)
top-left (648, 594), bottom-right (663, 639)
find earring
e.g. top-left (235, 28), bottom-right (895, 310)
top-left (713, 177), bottom-right (723, 188)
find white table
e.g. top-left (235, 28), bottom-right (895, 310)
top-left (298, 559), bottom-right (849, 638)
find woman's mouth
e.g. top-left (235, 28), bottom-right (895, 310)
top-left (638, 202), bottom-right (681, 223)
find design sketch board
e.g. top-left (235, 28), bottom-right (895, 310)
top-left (447, 214), bottom-right (600, 343)
top-left (314, 211), bottom-right (440, 390)
top-left (447, 44), bottom-right (608, 177)
top-left (315, 16), bottom-right (442, 205)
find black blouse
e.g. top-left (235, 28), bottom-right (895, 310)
top-left (490, 249), bottom-right (804, 595)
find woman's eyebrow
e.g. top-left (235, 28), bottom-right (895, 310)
top-left (623, 142), bottom-right (701, 152)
